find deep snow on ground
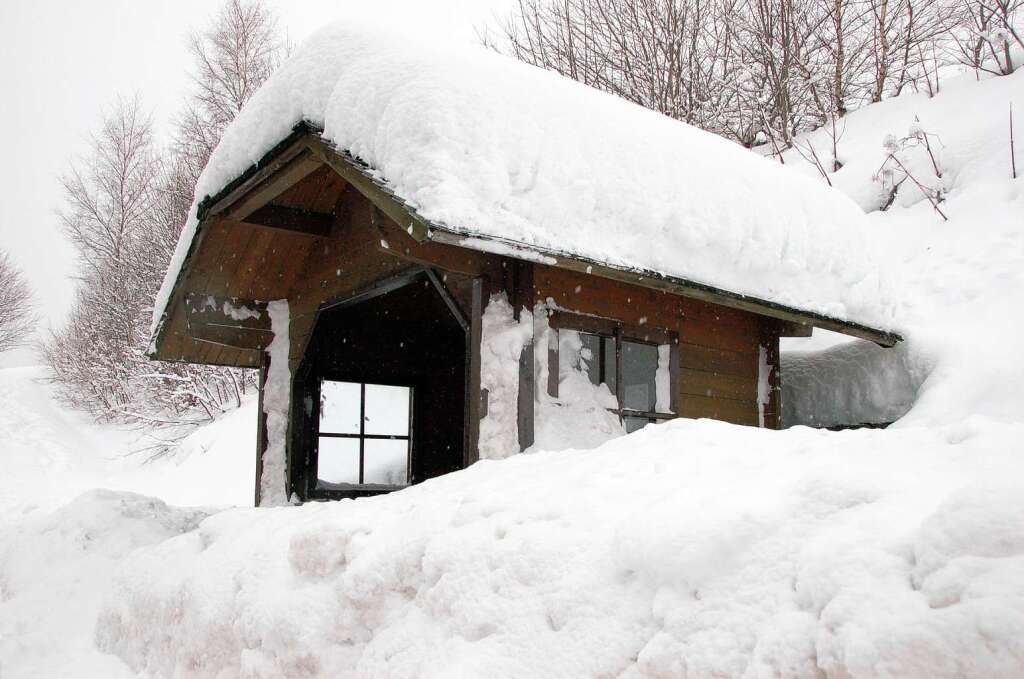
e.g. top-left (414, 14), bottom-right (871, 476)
top-left (0, 366), bottom-right (255, 678)
top-left (0, 491), bottom-right (215, 679)
top-left (2, 54), bottom-right (1024, 679)
top-left (91, 418), bottom-right (1024, 678)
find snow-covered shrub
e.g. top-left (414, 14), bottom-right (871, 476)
top-left (875, 120), bottom-right (949, 218)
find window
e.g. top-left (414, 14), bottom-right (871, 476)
top-left (558, 312), bottom-right (675, 433)
top-left (316, 380), bottom-right (411, 488)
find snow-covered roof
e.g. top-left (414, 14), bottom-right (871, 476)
top-left (153, 23), bottom-right (898, 340)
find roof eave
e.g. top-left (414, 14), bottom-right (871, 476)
top-left (424, 226), bottom-right (902, 347)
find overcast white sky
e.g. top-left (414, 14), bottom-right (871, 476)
top-left (0, 0), bottom-right (511, 368)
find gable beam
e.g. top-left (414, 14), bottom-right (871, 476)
top-left (236, 205), bottom-right (333, 238)
top-left (306, 137), bottom-right (434, 242)
top-left (205, 145), bottom-right (324, 223)
top-left (183, 292), bottom-right (273, 351)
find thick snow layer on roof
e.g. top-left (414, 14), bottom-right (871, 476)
top-left (152, 22), bottom-right (897, 336)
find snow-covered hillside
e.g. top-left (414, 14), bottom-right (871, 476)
top-left (2, 66), bottom-right (1023, 678)
top-left (782, 68), bottom-right (1024, 429)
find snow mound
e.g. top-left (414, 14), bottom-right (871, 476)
top-left (0, 491), bottom-right (213, 678)
top-left (94, 418), bottom-right (1024, 678)
top-left (154, 22), bottom-right (897, 337)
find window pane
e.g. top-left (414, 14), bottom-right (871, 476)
top-left (364, 439), bottom-right (409, 485)
top-left (579, 333), bottom-right (601, 385)
top-left (579, 333), bottom-right (616, 391)
top-left (317, 437), bottom-right (360, 484)
top-left (603, 336), bottom-right (617, 393)
top-left (364, 384), bottom-right (411, 436)
top-left (320, 380), bottom-right (360, 434)
top-left (624, 416), bottom-right (653, 433)
top-left (622, 340), bottom-right (658, 411)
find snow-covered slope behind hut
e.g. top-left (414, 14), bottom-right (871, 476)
top-left (782, 67), bottom-right (1024, 428)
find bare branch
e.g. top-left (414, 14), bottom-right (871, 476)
top-left (0, 251), bottom-right (36, 352)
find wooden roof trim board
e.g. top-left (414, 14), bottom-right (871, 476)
top-left (152, 122), bottom-right (901, 357)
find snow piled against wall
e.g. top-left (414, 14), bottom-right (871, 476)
top-left (533, 323), bottom-right (625, 451)
top-left (89, 417), bottom-right (1024, 678)
top-left (479, 295), bottom-right (633, 457)
top-left (478, 295), bottom-right (531, 460)
top-left (153, 22), bottom-right (897, 338)
top-left (783, 341), bottom-right (926, 428)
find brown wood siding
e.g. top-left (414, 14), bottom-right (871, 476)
top-left (533, 264), bottom-right (767, 427)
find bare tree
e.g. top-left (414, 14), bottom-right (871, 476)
top-left (44, 0), bottom-right (286, 452)
top-left (175, 0), bottom-right (285, 187)
top-left (494, 0), bottom-right (995, 154)
top-left (948, 0), bottom-right (1024, 74)
top-left (46, 97), bottom-right (162, 415)
top-left (499, 0), bottom-right (746, 138)
top-left (495, 0), bottom-right (856, 148)
top-left (0, 251), bottom-right (35, 353)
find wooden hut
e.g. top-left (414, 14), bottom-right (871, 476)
top-left (149, 30), bottom-right (899, 505)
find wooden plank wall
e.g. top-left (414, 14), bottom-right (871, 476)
top-left (533, 264), bottom-right (777, 428)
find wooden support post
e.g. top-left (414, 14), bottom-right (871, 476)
top-left (464, 277), bottom-right (484, 466)
top-left (254, 351), bottom-right (270, 507)
top-left (669, 336), bottom-right (681, 414)
top-left (613, 325), bottom-right (625, 420)
top-left (759, 322), bottom-right (783, 430)
top-left (513, 260), bottom-right (536, 451)
top-left (767, 335), bottom-right (783, 429)
top-left (547, 325), bottom-right (559, 398)
top-left (518, 328), bottom-right (535, 451)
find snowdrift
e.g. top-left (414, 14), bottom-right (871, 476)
top-left (0, 366), bottom-right (257, 517)
top-left (91, 418), bottom-right (1024, 677)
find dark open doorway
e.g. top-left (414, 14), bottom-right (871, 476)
top-left (289, 271), bottom-right (469, 500)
